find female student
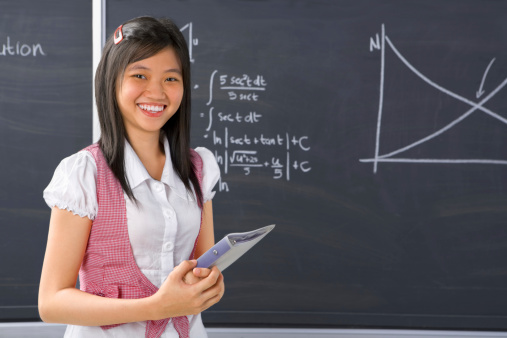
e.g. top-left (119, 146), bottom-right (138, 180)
top-left (39, 16), bottom-right (224, 338)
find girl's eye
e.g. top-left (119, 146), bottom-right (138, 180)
top-left (133, 74), bottom-right (146, 79)
top-left (165, 77), bottom-right (178, 82)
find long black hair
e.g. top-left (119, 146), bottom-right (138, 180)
top-left (94, 16), bottom-right (203, 207)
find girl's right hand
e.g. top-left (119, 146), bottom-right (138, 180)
top-left (149, 260), bottom-right (224, 320)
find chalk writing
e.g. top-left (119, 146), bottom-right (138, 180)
top-left (180, 22), bottom-right (198, 63)
top-left (206, 70), bottom-right (267, 106)
top-left (208, 125), bottom-right (312, 185)
top-left (201, 69), bottom-right (312, 188)
top-left (360, 24), bottom-right (507, 173)
top-left (0, 36), bottom-right (45, 57)
top-left (189, 24), bottom-right (311, 191)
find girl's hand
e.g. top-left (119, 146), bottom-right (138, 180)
top-left (183, 266), bottom-right (212, 285)
top-left (150, 260), bottom-right (224, 320)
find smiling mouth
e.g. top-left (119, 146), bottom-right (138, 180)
top-left (138, 104), bottom-right (166, 113)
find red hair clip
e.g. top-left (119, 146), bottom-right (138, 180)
top-left (114, 25), bottom-right (124, 44)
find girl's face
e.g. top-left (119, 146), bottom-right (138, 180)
top-left (116, 47), bottom-right (184, 139)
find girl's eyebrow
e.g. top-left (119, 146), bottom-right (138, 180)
top-left (127, 64), bottom-right (182, 74)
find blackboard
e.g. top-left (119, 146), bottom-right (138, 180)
top-left (0, 0), bottom-right (92, 320)
top-left (106, 0), bottom-right (507, 330)
top-left (2, 0), bottom-right (507, 332)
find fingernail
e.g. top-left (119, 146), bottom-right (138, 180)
top-left (194, 268), bottom-right (200, 274)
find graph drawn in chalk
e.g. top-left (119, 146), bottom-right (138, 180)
top-left (360, 24), bottom-right (507, 173)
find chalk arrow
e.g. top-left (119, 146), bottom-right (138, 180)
top-left (476, 57), bottom-right (496, 98)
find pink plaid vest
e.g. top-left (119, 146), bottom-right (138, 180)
top-left (79, 144), bottom-right (203, 338)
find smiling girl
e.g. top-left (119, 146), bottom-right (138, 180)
top-left (38, 16), bottom-right (224, 338)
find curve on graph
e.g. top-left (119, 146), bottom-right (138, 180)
top-left (378, 36), bottom-right (507, 160)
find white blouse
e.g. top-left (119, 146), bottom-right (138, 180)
top-left (43, 137), bottom-right (220, 338)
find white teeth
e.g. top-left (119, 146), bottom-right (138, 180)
top-left (138, 104), bottom-right (164, 112)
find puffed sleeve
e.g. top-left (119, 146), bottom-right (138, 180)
top-left (43, 151), bottom-right (98, 220)
top-left (194, 147), bottom-right (220, 203)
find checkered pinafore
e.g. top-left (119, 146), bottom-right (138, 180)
top-left (79, 144), bottom-right (203, 338)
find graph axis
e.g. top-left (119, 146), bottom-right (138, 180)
top-left (360, 24), bottom-right (507, 173)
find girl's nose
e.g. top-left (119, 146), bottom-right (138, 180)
top-left (145, 80), bottom-right (165, 99)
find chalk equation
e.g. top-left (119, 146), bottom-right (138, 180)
top-left (360, 24), bottom-right (507, 173)
top-left (185, 22), bottom-right (312, 192)
top-left (201, 71), bottom-right (311, 192)
top-left (206, 70), bottom-right (267, 106)
top-left (209, 127), bottom-right (311, 179)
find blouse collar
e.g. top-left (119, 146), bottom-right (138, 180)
top-left (124, 136), bottom-right (189, 199)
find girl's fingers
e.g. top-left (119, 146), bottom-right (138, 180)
top-left (192, 267), bottom-right (211, 278)
top-left (193, 266), bottom-right (221, 292)
top-left (200, 279), bottom-right (225, 311)
top-left (200, 271), bottom-right (224, 301)
top-left (170, 260), bottom-right (197, 281)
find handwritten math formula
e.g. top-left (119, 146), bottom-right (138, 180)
top-left (186, 23), bottom-right (312, 192)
